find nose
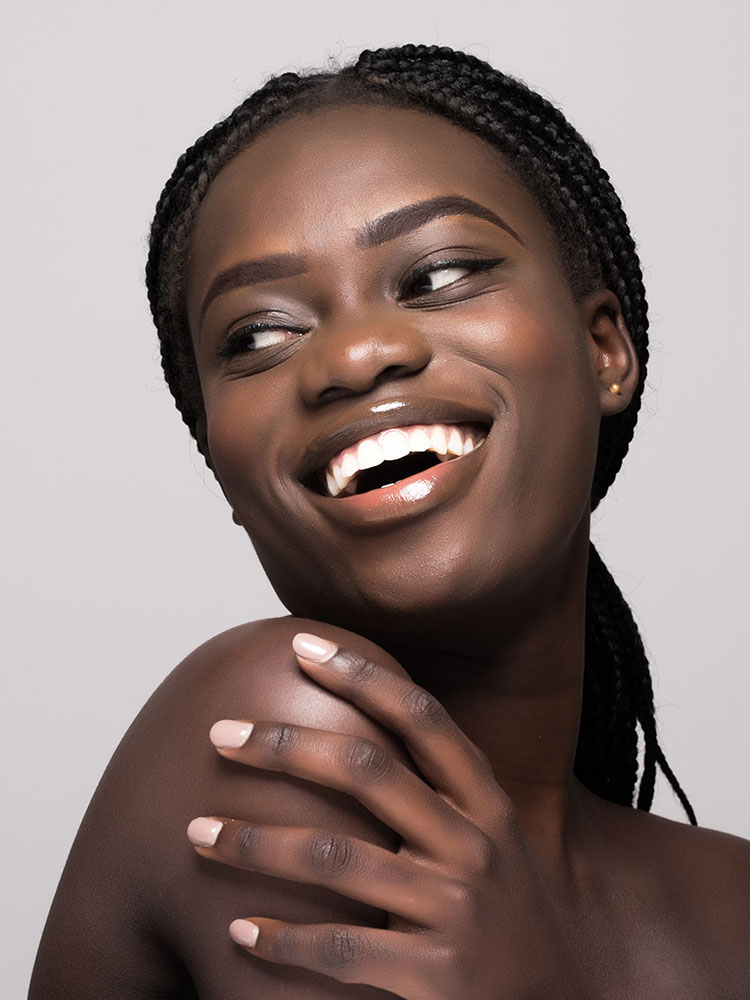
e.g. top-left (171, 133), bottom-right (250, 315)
top-left (296, 312), bottom-right (433, 406)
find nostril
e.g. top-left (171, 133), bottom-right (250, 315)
top-left (315, 365), bottom-right (423, 404)
top-left (317, 384), bottom-right (352, 404)
top-left (380, 364), bottom-right (420, 381)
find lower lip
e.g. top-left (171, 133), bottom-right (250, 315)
top-left (305, 440), bottom-right (488, 530)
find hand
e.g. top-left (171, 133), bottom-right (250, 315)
top-left (187, 633), bottom-right (592, 999)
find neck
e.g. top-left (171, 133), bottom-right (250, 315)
top-left (366, 516), bottom-right (593, 863)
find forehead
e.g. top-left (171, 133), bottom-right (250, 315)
top-left (187, 104), bottom-right (555, 286)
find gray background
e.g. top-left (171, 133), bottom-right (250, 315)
top-left (3, 0), bottom-right (748, 992)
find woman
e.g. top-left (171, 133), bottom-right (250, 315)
top-left (29, 44), bottom-right (750, 999)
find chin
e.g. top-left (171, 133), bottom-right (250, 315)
top-left (253, 488), bottom-right (592, 646)
top-left (270, 543), bottom-right (527, 642)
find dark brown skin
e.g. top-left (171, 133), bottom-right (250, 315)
top-left (30, 106), bottom-right (750, 999)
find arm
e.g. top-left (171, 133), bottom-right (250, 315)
top-left (30, 617), bottom-right (410, 1000)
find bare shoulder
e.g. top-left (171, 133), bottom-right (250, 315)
top-left (31, 617), bottom-right (402, 1000)
top-left (591, 795), bottom-right (750, 996)
top-left (71, 615), bottom-right (410, 853)
top-left (130, 614), bottom-right (414, 843)
top-left (607, 802), bottom-right (750, 906)
top-left (143, 615), bottom-right (410, 741)
top-left (644, 810), bottom-right (750, 925)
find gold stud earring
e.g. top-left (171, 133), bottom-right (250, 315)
top-left (608, 382), bottom-right (622, 395)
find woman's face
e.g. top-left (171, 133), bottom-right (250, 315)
top-left (186, 104), bottom-right (627, 640)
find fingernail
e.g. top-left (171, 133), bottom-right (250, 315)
top-left (292, 632), bottom-right (337, 663)
top-left (230, 918), bottom-right (260, 948)
top-left (210, 719), bottom-right (254, 749)
top-left (187, 817), bottom-right (224, 847)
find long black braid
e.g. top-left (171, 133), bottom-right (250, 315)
top-left (146, 44), bottom-right (696, 823)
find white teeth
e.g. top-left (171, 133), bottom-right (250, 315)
top-left (447, 426), bottom-right (463, 456)
top-left (408, 426), bottom-right (432, 452)
top-left (381, 428), bottom-right (410, 461)
top-left (341, 450), bottom-right (358, 479)
top-left (331, 461), bottom-right (347, 493)
top-left (323, 422), bottom-right (486, 498)
top-left (357, 439), bottom-right (383, 469)
top-left (430, 425), bottom-right (448, 455)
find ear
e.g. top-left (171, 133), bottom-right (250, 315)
top-left (195, 413), bottom-right (244, 526)
top-left (580, 289), bottom-right (640, 416)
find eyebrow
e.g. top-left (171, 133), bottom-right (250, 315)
top-left (199, 253), bottom-right (307, 325)
top-left (199, 195), bottom-right (522, 325)
top-left (356, 195), bottom-right (524, 249)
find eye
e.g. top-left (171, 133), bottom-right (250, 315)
top-left (401, 257), bottom-right (505, 302)
top-left (408, 265), bottom-right (471, 296)
top-left (216, 321), bottom-right (306, 358)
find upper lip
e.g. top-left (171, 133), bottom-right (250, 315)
top-left (296, 397), bottom-right (494, 489)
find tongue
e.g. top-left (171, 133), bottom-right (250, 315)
top-left (355, 452), bottom-right (443, 494)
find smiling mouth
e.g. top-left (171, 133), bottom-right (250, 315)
top-left (312, 423), bottom-right (488, 498)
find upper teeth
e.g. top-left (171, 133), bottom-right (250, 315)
top-left (324, 424), bottom-right (485, 498)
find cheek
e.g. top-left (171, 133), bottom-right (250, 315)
top-left (463, 291), bottom-right (600, 510)
top-left (469, 283), bottom-right (590, 368)
top-left (203, 385), bottom-right (279, 516)
top-left (452, 286), bottom-right (599, 421)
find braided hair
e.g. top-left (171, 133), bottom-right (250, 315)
top-left (146, 44), bottom-right (696, 823)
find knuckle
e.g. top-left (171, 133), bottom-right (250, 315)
top-left (336, 651), bottom-right (377, 684)
top-left (267, 723), bottom-right (298, 755)
top-left (305, 832), bottom-right (356, 878)
top-left (346, 738), bottom-right (392, 783)
top-left (440, 878), bottom-right (486, 936)
top-left (318, 926), bottom-right (366, 970)
top-left (463, 830), bottom-right (497, 876)
top-left (403, 686), bottom-right (448, 731)
top-left (441, 877), bottom-right (474, 915)
top-left (233, 824), bottom-right (259, 862)
top-left (427, 941), bottom-right (468, 996)
top-left (487, 795), bottom-right (520, 839)
top-left (432, 941), bottom-right (460, 976)
top-left (272, 922), bottom-right (298, 963)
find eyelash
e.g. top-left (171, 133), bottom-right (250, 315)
top-left (401, 255), bottom-right (505, 300)
top-left (216, 322), bottom-right (307, 358)
top-left (216, 255), bottom-right (505, 358)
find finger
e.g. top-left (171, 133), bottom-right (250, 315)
top-left (208, 721), bottom-right (467, 859)
top-left (187, 817), bottom-right (451, 925)
top-left (292, 634), bottom-right (505, 821)
top-left (228, 916), bottom-right (445, 997)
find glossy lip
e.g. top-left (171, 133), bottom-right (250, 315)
top-left (302, 425), bottom-right (491, 530)
top-left (296, 397), bottom-right (494, 489)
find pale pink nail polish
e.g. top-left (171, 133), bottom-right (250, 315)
top-left (210, 719), bottom-right (254, 749)
top-left (187, 817), bottom-right (224, 847)
top-left (230, 918), bottom-right (260, 948)
top-left (292, 632), bottom-right (337, 663)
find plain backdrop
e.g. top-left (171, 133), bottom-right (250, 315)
top-left (3, 0), bottom-right (748, 992)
